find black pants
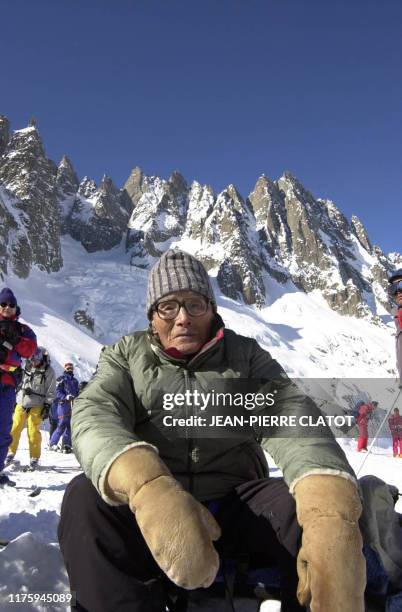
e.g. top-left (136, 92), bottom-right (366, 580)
top-left (58, 474), bottom-right (304, 612)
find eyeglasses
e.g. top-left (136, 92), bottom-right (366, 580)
top-left (388, 280), bottom-right (402, 296)
top-left (0, 302), bottom-right (16, 308)
top-left (155, 298), bottom-right (210, 320)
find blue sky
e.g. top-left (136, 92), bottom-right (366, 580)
top-left (2, 0), bottom-right (401, 254)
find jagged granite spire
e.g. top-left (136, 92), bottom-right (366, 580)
top-left (78, 176), bottom-right (98, 199)
top-left (351, 215), bottom-right (372, 253)
top-left (65, 173), bottom-right (131, 253)
top-left (56, 155), bottom-right (79, 197)
top-left (0, 122), bottom-right (62, 275)
top-left (124, 167), bottom-right (146, 207)
top-left (0, 115), bottom-right (10, 157)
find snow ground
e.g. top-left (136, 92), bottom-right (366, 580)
top-left (0, 429), bottom-right (400, 611)
top-left (0, 427), bottom-right (80, 611)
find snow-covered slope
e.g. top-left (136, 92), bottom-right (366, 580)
top-left (5, 235), bottom-right (398, 380)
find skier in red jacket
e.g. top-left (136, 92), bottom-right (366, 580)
top-left (388, 408), bottom-right (402, 458)
top-left (0, 288), bottom-right (37, 486)
top-left (356, 401), bottom-right (378, 452)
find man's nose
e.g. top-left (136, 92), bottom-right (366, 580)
top-left (175, 305), bottom-right (192, 323)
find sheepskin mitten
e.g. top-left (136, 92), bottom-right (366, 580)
top-left (105, 446), bottom-right (221, 589)
top-left (294, 475), bottom-right (366, 612)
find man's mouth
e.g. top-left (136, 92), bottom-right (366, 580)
top-left (174, 333), bottom-right (196, 338)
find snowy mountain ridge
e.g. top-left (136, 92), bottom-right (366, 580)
top-left (0, 115), bottom-right (400, 380)
top-left (1, 118), bottom-right (402, 612)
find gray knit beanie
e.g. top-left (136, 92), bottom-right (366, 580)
top-left (147, 250), bottom-right (216, 318)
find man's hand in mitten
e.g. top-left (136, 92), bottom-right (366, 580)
top-left (105, 447), bottom-right (221, 589)
top-left (294, 475), bottom-right (366, 612)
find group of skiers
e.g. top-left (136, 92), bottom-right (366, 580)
top-left (0, 287), bottom-right (82, 486)
top-left (355, 400), bottom-right (402, 458)
top-left (352, 267), bottom-right (402, 459)
top-left (6, 358), bottom-right (81, 472)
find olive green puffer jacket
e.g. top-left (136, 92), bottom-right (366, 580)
top-left (72, 325), bottom-right (355, 503)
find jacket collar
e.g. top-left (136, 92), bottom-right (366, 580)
top-left (0, 314), bottom-right (17, 321)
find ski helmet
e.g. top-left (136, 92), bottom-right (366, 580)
top-left (389, 269), bottom-right (402, 284)
top-left (32, 346), bottom-right (46, 364)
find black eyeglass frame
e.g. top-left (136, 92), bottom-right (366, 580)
top-left (154, 297), bottom-right (211, 320)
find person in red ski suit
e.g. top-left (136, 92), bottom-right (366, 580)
top-left (0, 287), bottom-right (37, 486)
top-left (356, 401), bottom-right (378, 452)
top-left (388, 408), bottom-right (402, 457)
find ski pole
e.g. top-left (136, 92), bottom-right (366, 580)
top-left (42, 427), bottom-right (49, 448)
top-left (356, 387), bottom-right (402, 476)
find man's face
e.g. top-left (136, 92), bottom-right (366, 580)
top-left (392, 278), bottom-right (402, 306)
top-left (0, 302), bottom-right (16, 319)
top-left (151, 290), bottom-right (214, 355)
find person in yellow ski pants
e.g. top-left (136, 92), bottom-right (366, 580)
top-left (6, 346), bottom-right (56, 471)
top-left (9, 404), bottom-right (43, 460)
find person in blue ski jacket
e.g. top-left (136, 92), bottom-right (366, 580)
top-left (49, 362), bottom-right (79, 453)
top-left (0, 287), bottom-right (37, 486)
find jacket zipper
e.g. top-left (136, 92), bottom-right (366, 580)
top-left (184, 369), bottom-right (199, 495)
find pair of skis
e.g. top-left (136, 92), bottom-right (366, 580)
top-left (0, 480), bottom-right (41, 496)
top-left (2, 461), bottom-right (41, 496)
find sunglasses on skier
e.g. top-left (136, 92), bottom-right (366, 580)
top-left (0, 302), bottom-right (16, 308)
top-left (389, 280), bottom-right (402, 296)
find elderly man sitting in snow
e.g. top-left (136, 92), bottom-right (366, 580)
top-left (59, 249), bottom-right (365, 612)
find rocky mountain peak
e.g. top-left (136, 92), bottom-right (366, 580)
top-left (57, 155), bottom-right (79, 197)
top-left (168, 170), bottom-right (188, 194)
top-left (126, 170), bottom-right (190, 260)
top-left (0, 115), bottom-right (10, 156)
top-left (124, 166), bottom-right (145, 207)
top-left (64, 169), bottom-right (132, 253)
top-left (319, 199), bottom-right (351, 238)
top-left (100, 174), bottom-right (119, 196)
top-left (248, 174), bottom-right (282, 231)
top-left (225, 183), bottom-right (243, 203)
top-left (351, 214), bottom-right (372, 253)
top-left (78, 177), bottom-right (98, 199)
top-left (277, 171), bottom-right (316, 209)
top-left (184, 181), bottom-right (215, 236)
top-left (0, 120), bottom-right (62, 276)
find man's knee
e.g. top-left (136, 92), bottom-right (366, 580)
top-left (63, 474), bottom-right (99, 510)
